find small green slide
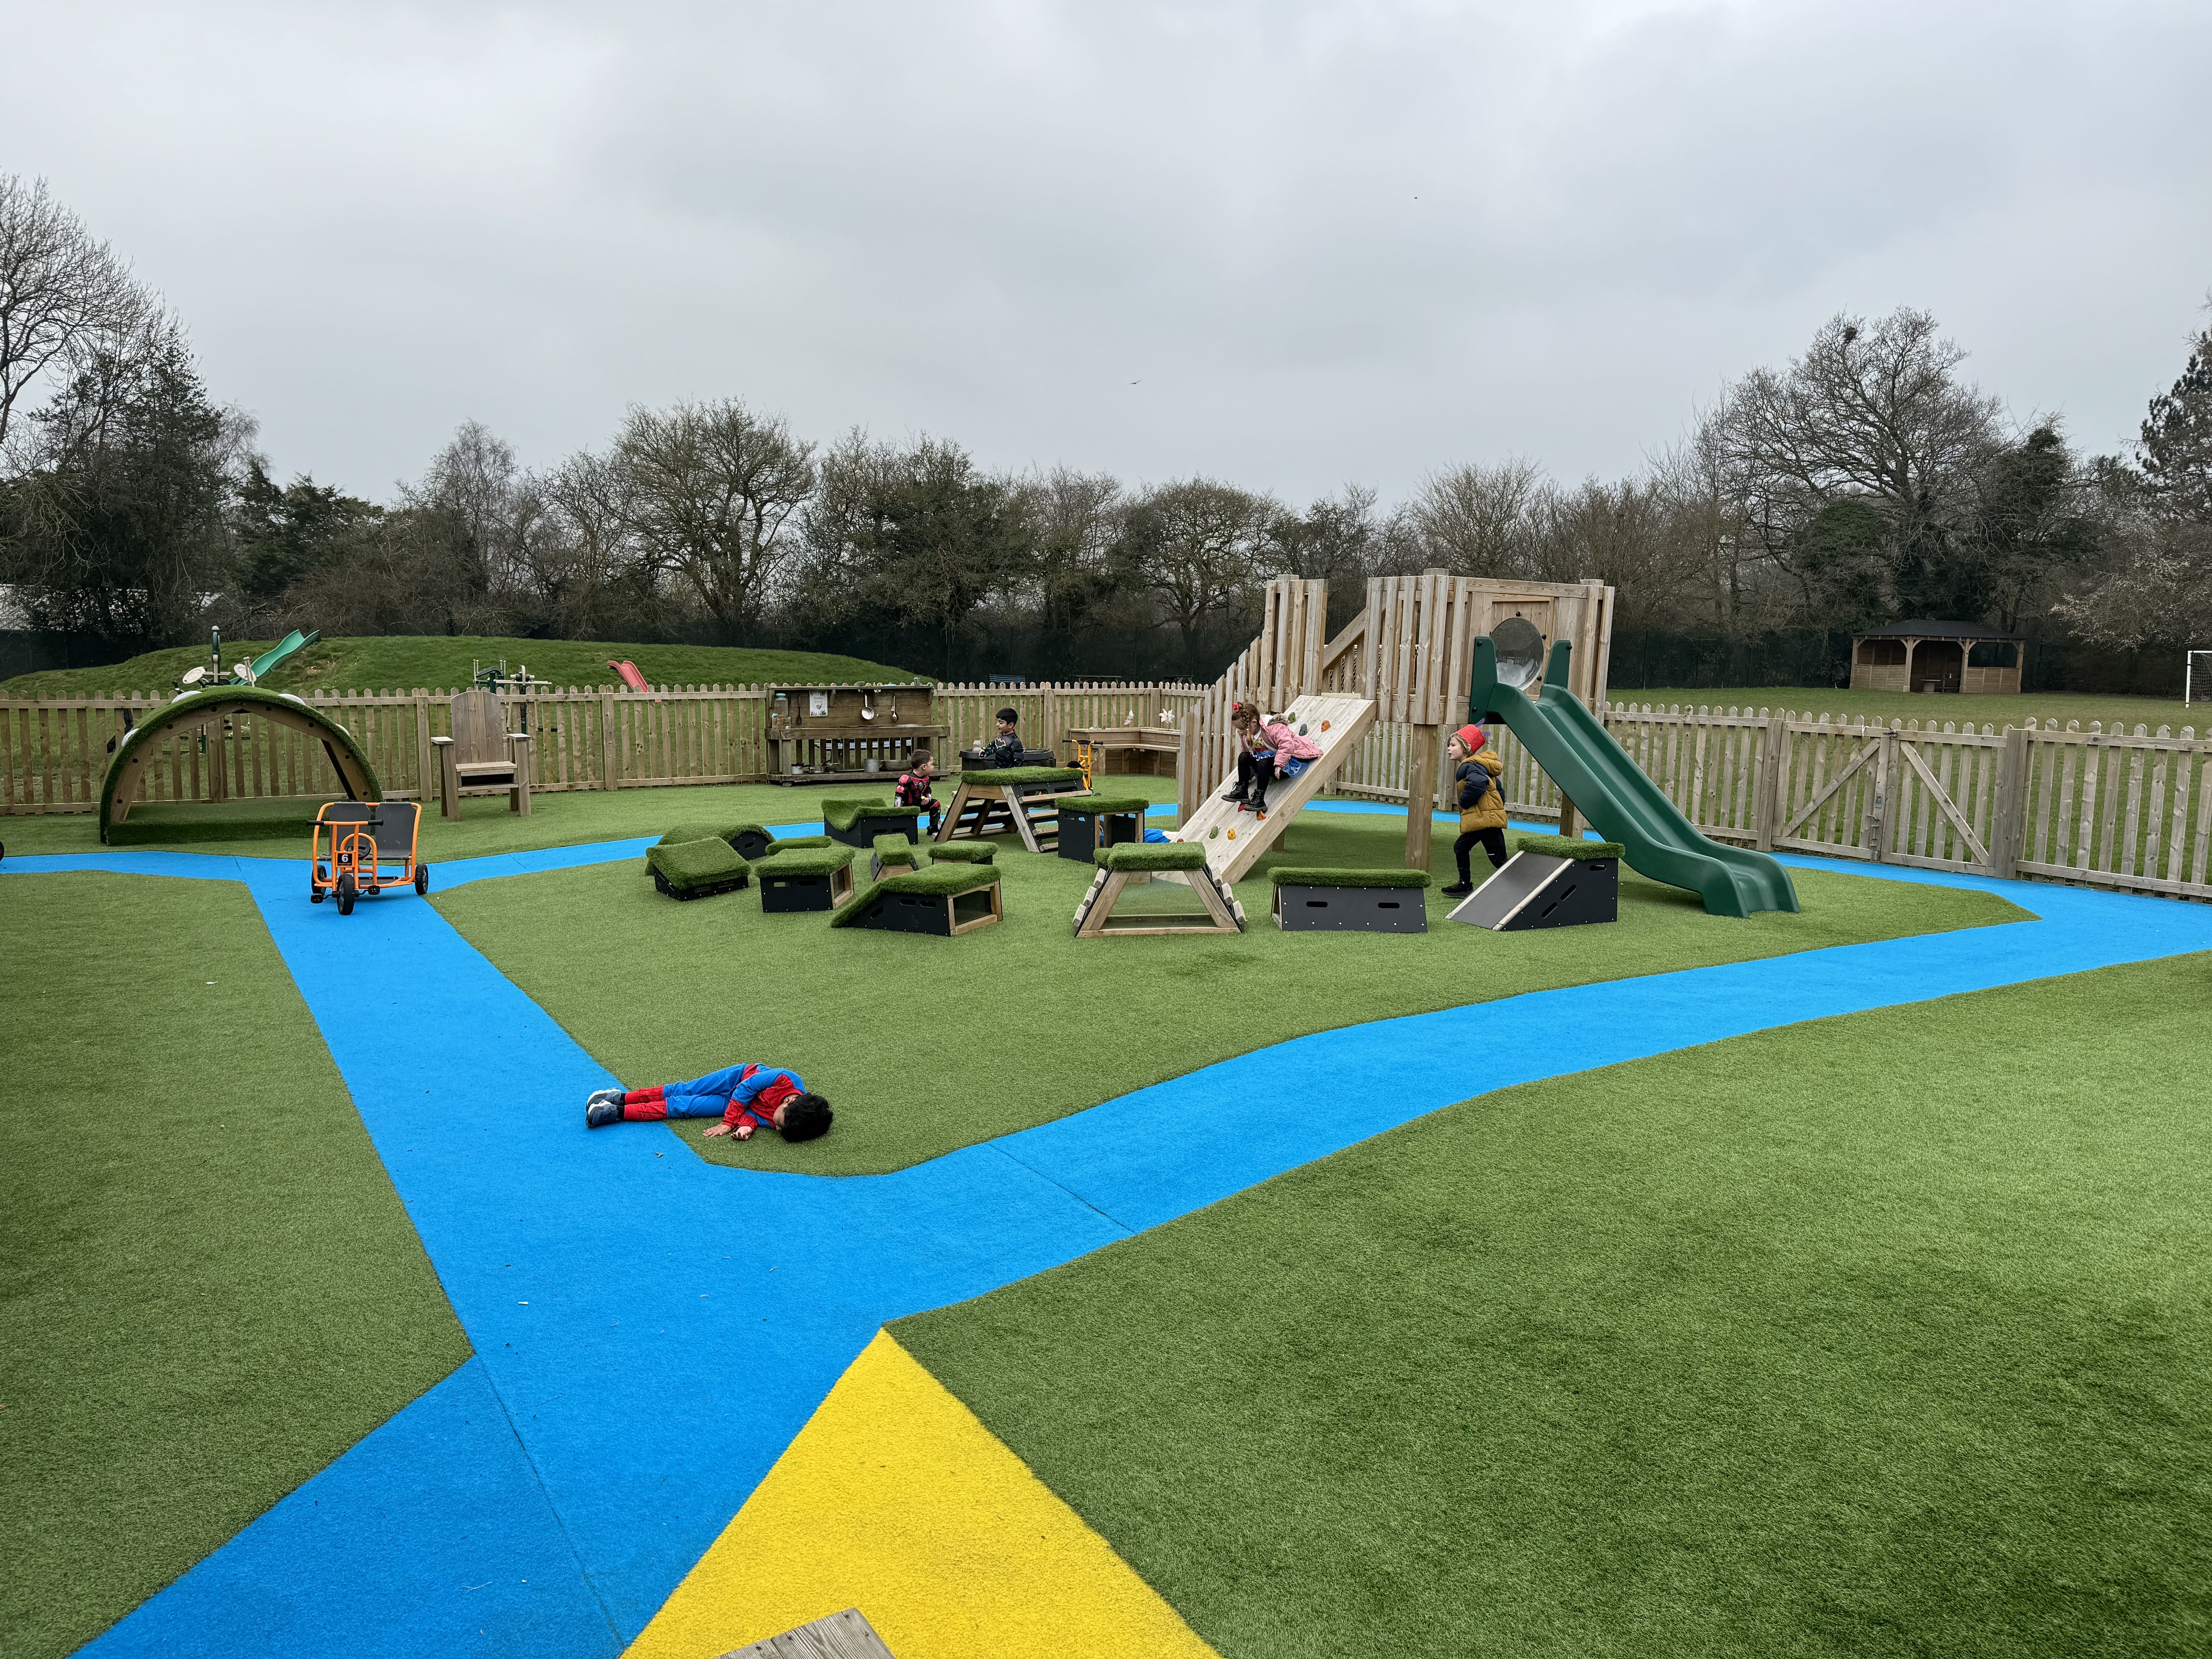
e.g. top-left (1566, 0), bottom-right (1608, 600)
top-left (247, 629), bottom-right (320, 683)
top-left (1470, 637), bottom-right (1798, 918)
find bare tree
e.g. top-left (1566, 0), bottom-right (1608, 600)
top-left (1121, 478), bottom-right (1278, 656)
top-left (614, 399), bottom-right (814, 638)
top-left (1386, 457), bottom-right (1545, 576)
top-left (1008, 466), bottom-right (1128, 635)
top-left (1714, 308), bottom-right (2006, 617)
top-left (0, 175), bottom-right (153, 455)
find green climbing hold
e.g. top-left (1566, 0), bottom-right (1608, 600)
top-left (1298, 723), bottom-right (1309, 735)
top-left (1208, 826), bottom-right (1220, 839)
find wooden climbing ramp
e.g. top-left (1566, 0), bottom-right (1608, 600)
top-left (1170, 692), bottom-right (1377, 884)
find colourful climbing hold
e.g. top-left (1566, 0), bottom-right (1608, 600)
top-left (1298, 723), bottom-right (1309, 735)
top-left (1227, 828), bottom-right (1237, 839)
top-left (1321, 720), bottom-right (1332, 732)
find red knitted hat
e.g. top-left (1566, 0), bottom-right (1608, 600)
top-left (1455, 724), bottom-right (1486, 752)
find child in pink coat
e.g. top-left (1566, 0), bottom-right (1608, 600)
top-left (1221, 702), bottom-right (1323, 812)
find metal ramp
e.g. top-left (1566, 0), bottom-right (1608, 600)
top-left (1168, 693), bottom-right (1377, 884)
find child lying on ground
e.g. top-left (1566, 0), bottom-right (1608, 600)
top-left (585, 1064), bottom-right (833, 1141)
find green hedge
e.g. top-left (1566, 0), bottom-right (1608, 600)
top-left (954, 766), bottom-right (1084, 787)
top-left (646, 838), bottom-right (750, 888)
top-left (1099, 841), bottom-right (1206, 872)
top-left (830, 861), bottom-right (1001, 928)
top-left (1057, 793), bottom-right (1152, 817)
top-left (1267, 866), bottom-right (1434, 889)
top-left (822, 797), bottom-right (925, 831)
top-left (752, 846), bottom-right (855, 877)
top-left (927, 842), bottom-right (995, 864)
top-left (1516, 834), bottom-right (1626, 862)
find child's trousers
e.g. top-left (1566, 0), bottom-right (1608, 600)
top-left (1455, 828), bottom-right (1508, 883)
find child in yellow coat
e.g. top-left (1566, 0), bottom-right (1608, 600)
top-left (1441, 724), bottom-right (1507, 896)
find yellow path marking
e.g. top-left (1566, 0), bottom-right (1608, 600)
top-left (626, 1330), bottom-right (1217, 1659)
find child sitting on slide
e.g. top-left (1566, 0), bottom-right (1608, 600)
top-left (1442, 724), bottom-right (1508, 896)
top-left (585, 1064), bottom-right (833, 1142)
top-left (1220, 701), bottom-right (1322, 811)
top-left (894, 752), bottom-right (941, 836)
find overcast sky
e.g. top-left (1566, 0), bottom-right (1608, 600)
top-left (5, 1), bottom-right (2209, 505)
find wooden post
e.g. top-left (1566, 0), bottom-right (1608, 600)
top-left (1557, 793), bottom-right (1580, 840)
top-left (413, 690), bottom-right (433, 801)
top-left (1992, 724), bottom-right (2027, 878)
top-left (599, 691), bottom-right (619, 790)
top-left (1867, 727), bottom-right (1894, 861)
top-left (1754, 714), bottom-right (1787, 851)
top-left (1405, 723), bottom-right (1440, 869)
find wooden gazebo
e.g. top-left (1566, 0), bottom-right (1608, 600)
top-left (1850, 619), bottom-right (2024, 696)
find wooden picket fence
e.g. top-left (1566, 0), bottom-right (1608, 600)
top-left (1326, 701), bottom-right (2212, 902)
top-left (0, 680), bottom-right (1200, 815)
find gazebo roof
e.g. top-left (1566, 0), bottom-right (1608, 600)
top-left (1853, 618), bottom-right (2024, 642)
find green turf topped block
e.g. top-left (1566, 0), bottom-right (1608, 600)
top-left (645, 837), bottom-right (750, 896)
top-left (926, 842), bottom-right (995, 864)
top-left (768, 833), bottom-right (833, 849)
top-left (821, 797), bottom-right (925, 832)
top-left (1058, 793), bottom-right (1151, 816)
top-left (658, 820), bottom-right (755, 847)
top-left (955, 766), bottom-right (1084, 787)
top-left (1516, 834), bottom-right (1627, 862)
top-left (873, 832), bottom-right (924, 867)
top-left (1267, 866), bottom-right (1434, 889)
top-left (830, 861), bottom-right (1001, 927)
top-left (1098, 840), bottom-right (1206, 871)
top-left (751, 846), bottom-right (855, 877)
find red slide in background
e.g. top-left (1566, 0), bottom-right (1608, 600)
top-left (606, 659), bottom-right (654, 696)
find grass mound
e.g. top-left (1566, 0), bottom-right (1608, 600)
top-left (436, 812), bottom-right (2026, 1175)
top-left (1, 635), bottom-right (925, 698)
top-left (926, 842), bottom-right (995, 864)
top-left (0, 874), bottom-right (466, 1659)
top-left (896, 951), bottom-right (2212, 1659)
top-left (656, 820), bottom-right (764, 848)
top-left (645, 838), bottom-right (750, 893)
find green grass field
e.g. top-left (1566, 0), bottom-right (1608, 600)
top-left (896, 950), bottom-right (2212, 1659)
top-left (434, 812), bottom-right (2024, 1174)
top-left (1616, 685), bottom-right (2197, 732)
top-left (0, 873), bottom-right (469, 1659)
top-left (0, 635), bottom-right (924, 699)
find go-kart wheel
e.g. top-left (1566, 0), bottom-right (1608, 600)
top-left (336, 873), bottom-right (356, 916)
top-left (414, 864), bottom-right (431, 896)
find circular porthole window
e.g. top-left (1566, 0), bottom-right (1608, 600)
top-left (1491, 617), bottom-right (1546, 690)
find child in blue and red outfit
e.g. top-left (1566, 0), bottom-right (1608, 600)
top-left (584, 1065), bottom-right (833, 1142)
top-left (893, 752), bottom-right (941, 836)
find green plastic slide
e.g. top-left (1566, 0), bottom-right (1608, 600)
top-left (1469, 637), bottom-right (1798, 919)
top-left (247, 629), bottom-right (320, 682)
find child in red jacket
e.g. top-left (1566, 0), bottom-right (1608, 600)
top-left (584, 1064), bottom-right (833, 1141)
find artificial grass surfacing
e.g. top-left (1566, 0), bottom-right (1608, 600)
top-left (0, 873), bottom-right (469, 1659)
top-left (433, 814), bottom-right (2026, 1175)
top-left (895, 950), bottom-right (2212, 1659)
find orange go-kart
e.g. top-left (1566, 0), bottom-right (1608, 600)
top-left (311, 800), bottom-right (429, 914)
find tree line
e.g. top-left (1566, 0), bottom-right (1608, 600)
top-left (3, 174), bottom-right (2206, 687)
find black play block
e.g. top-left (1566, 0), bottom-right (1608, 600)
top-left (759, 871), bottom-right (844, 913)
top-left (731, 828), bottom-right (774, 861)
top-left (1056, 809), bottom-right (1144, 862)
top-left (826, 811), bottom-right (924, 850)
top-left (845, 885), bottom-right (1001, 936)
top-left (1273, 884), bottom-right (1429, 933)
top-left (1447, 852), bottom-right (1618, 931)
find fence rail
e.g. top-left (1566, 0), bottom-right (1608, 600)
top-left (1, 680), bottom-right (1200, 816)
top-left (1322, 702), bottom-right (2212, 903)
top-left (9, 682), bottom-right (2208, 903)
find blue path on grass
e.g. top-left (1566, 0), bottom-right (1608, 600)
top-left (9, 830), bottom-right (2212, 1658)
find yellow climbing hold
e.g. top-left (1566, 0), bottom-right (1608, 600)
top-left (1226, 828), bottom-right (1237, 838)
top-left (625, 1330), bottom-right (1218, 1659)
